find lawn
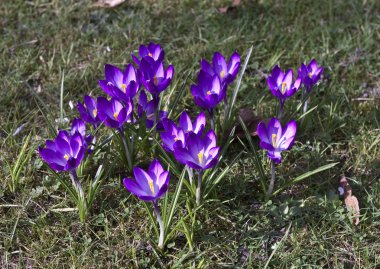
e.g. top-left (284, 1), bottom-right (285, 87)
top-left (1, 0), bottom-right (380, 268)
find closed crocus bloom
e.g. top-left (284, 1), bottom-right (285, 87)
top-left (174, 130), bottom-right (219, 170)
top-left (137, 91), bottom-right (167, 129)
top-left (257, 118), bottom-right (297, 164)
top-left (98, 64), bottom-right (140, 102)
top-left (298, 59), bottom-right (323, 93)
top-left (267, 66), bottom-right (301, 107)
top-left (160, 119), bottom-right (186, 153)
top-left (140, 57), bottom-right (174, 98)
top-left (131, 42), bottom-right (165, 66)
top-left (123, 159), bottom-right (170, 201)
top-left (191, 71), bottom-right (224, 111)
top-left (178, 111), bottom-right (206, 135)
top-left (77, 95), bottom-right (101, 127)
top-left (70, 118), bottom-right (93, 150)
top-left (97, 97), bottom-right (132, 129)
top-left (39, 130), bottom-right (85, 172)
top-left (201, 51), bottom-right (241, 86)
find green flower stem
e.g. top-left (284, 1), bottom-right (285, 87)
top-left (153, 201), bottom-right (165, 249)
top-left (267, 160), bottom-right (276, 196)
top-left (119, 128), bottom-right (133, 171)
top-left (196, 170), bottom-right (203, 206)
top-left (70, 170), bottom-right (86, 222)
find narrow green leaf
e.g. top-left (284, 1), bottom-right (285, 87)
top-left (273, 162), bottom-right (339, 196)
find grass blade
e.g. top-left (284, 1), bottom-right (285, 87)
top-left (273, 162), bottom-right (339, 196)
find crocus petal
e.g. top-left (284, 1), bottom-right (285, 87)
top-left (200, 59), bottom-right (214, 76)
top-left (213, 52), bottom-right (227, 78)
top-left (105, 64), bottom-right (123, 89)
top-left (166, 65), bottom-right (174, 79)
top-left (124, 63), bottom-right (137, 84)
top-left (133, 167), bottom-right (154, 195)
top-left (283, 69), bottom-right (293, 91)
top-left (148, 159), bottom-right (165, 181)
top-left (193, 112), bottom-right (206, 134)
top-left (39, 148), bottom-right (66, 167)
top-left (179, 111), bottom-right (192, 132)
top-left (123, 178), bottom-right (152, 198)
top-left (278, 120), bottom-right (297, 150)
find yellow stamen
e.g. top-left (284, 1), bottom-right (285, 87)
top-left (198, 152), bottom-right (204, 164)
top-left (272, 134), bottom-right (277, 148)
top-left (281, 82), bottom-right (287, 94)
top-left (64, 154), bottom-right (69, 160)
top-left (148, 179), bottom-right (155, 194)
top-left (93, 109), bottom-right (97, 118)
top-left (121, 83), bottom-right (127, 93)
top-left (153, 76), bottom-right (158, 86)
top-left (113, 111), bottom-right (119, 120)
top-left (220, 70), bottom-right (225, 79)
top-left (174, 137), bottom-right (179, 141)
top-left (308, 72), bottom-right (312, 78)
top-left (206, 90), bottom-right (211, 95)
top-left (148, 53), bottom-right (153, 57)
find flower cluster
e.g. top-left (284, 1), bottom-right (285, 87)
top-left (160, 111), bottom-right (219, 170)
top-left (191, 52), bottom-right (241, 117)
top-left (258, 59), bottom-right (323, 164)
top-left (256, 59), bottom-right (323, 196)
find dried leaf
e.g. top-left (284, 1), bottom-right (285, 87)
top-left (344, 186), bottom-right (360, 225)
top-left (218, 0), bottom-right (241, 13)
top-left (235, 108), bottom-right (263, 137)
top-left (92, 0), bottom-right (125, 8)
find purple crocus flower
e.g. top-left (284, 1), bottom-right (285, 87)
top-left (267, 66), bottom-right (301, 108)
top-left (138, 91), bottom-right (167, 129)
top-left (39, 130), bottom-right (85, 172)
top-left (191, 71), bottom-right (223, 112)
top-left (77, 95), bottom-right (101, 128)
top-left (131, 42), bottom-right (164, 66)
top-left (123, 159), bottom-right (170, 201)
top-left (98, 64), bottom-right (140, 102)
top-left (160, 119), bottom-right (186, 153)
top-left (298, 59), bottom-right (323, 93)
top-left (71, 118), bottom-right (93, 151)
top-left (257, 118), bottom-right (297, 164)
top-left (174, 130), bottom-right (219, 170)
top-left (201, 51), bottom-right (240, 86)
top-left (140, 57), bottom-right (174, 98)
top-left (97, 97), bottom-right (133, 129)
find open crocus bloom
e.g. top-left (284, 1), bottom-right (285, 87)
top-left (97, 97), bottom-right (133, 129)
top-left (267, 66), bottom-right (301, 107)
top-left (298, 59), bottom-right (323, 93)
top-left (39, 130), bottom-right (85, 172)
top-left (77, 95), bottom-right (101, 128)
top-left (140, 57), bottom-right (174, 98)
top-left (123, 159), bottom-right (170, 201)
top-left (191, 71), bottom-right (224, 111)
top-left (201, 51), bottom-right (240, 86)
top-left (257, 118), bottom-right (297, 163)
top-left (174, 130), bottom-right (219, 170)
top-left (131, 42), bottom-right (164, 66)
top-left (98, 64), bottom-right (140, 102)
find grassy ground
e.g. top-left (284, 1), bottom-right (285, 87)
top-left (1, 0), bottom-right (380, 268)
